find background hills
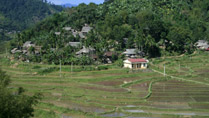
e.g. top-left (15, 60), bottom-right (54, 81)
top-left (61, 3), bottom-right (77, 8)
top-left (6, 0), bottom-right (209, 64)
top-left (0, 0), bottom-right (63, 41)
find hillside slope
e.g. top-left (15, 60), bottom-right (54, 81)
top-left (11, 0), bottom-right (209, 64)
top-left (0, 0), bottom-right (63, 34)
top-left (62, 3), bottom-right (77, 8)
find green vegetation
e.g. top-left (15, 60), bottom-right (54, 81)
top-left (0, 0), bottom-right (63, 31)
top-left (1, 52), bottom-right (209, 117)
top-left (10, 0), bottom-right (209, 64)
top-left (0, 68), bottom-right (41, 118)
top-left (0, 0), bottom-right (63, 42)
top-left (1, 0), bottom-right (209, 117)
top-left (38, 67), bottom-right (59, 75)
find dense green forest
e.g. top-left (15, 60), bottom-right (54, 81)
top-left (0, 0), bottom-right (63, 42)
top-left (11, 0), bottom-right (209, 64)
top-left (0, 0), bottom-right (63, 31)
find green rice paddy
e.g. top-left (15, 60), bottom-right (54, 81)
top-left (0, 51), bottom-right (209, 118)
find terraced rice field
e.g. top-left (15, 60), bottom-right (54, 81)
top-left (0, 51), bottom-right (209, 118)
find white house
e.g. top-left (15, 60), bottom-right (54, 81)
top-left (124, 58), bottom-right (148, 69)
top-left (195, 40), bottom-right (209, 49)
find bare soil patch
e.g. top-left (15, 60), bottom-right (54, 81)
top-left (94, 80), bottom-right (123, 86)
top-left (119, 77), bottom-right (142, 81)
top-left (190, 103), bottom-right (209, 109)
top-left (131, 81), bottom-right (150, 89)
top-left (195, 69), bottom-right (209, 73)
top-left (181, 67), bottom-right (189, 72)
top-left (81, 86), bottom-right (127, 92)
top-left (149, 102), bottom-right (191, 109)
top-left (46, 100), bottom-right (106, 113)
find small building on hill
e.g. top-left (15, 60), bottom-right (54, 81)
top-left (72, 31), bottom-right (78, 37)
top-left (63, 27), bottom-right (72, 31)
top-left (78, 32), bottom-right (85, 39)
top-left (23, 41), bottom-right (35, 49)
top-left (81, 24), bottom-right (92, 36)
top-left (104, 51), bottom-right (116, 64)
top-left (67, 42), bottom-right (81, 48)
top-left (11, 48), bottom-right (21, 54)
top-left (123, 58), bottom-right (148, 69)
top-left (195, 40), bottom-right (209, 49)
top-left (76, 46), bottom-right (95, 55)
top-left (123, 49), bottom-right (144, 58)
top-left (54, 32), bottom-right (61, 35)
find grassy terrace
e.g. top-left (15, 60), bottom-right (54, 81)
top-left (0, 51), bottom-right (209, 118)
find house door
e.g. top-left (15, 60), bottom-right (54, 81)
top-left (137, 64), bottom-right (141, 68)
top-left (132, 64), bottom-right (137, 69)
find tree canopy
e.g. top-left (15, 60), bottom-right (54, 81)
top-left (0, 69), bottom-right (41, 118)
top-left (0, 0), bottom-right (63, 31)
top-left (10, 0), bottom-right (209, 64)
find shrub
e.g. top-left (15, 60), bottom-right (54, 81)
top-left (114, 59), bottom-right (123, 67)
top-left (0, 69), bottom-right (41, 118)
top-left (97, 65), bottom-right (108, 70)
top-left (83, 66), bottom-right (96, 71)
top-left (32, 65), bottom-right (41, 69)
top-left (38, 67), bottom-right (59, 75)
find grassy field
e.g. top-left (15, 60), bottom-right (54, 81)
top-left (0, 51), bottom-right (209, 118)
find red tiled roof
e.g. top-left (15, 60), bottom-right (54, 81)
top-left (128, 58), bottom-right (147, 63)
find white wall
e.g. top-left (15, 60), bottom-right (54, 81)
top-left (124, 63), bottom-right (132, 69)
top-left (141, 63), bottom-right (147, 69)
top-left (124, 60), bottom-right (148, 69)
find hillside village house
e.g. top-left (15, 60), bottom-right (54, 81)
top-left (76, 46), bottom-right (95, 56)
top-left (195, 40), bottom-right (209, 49)
top-left (123, 49), bottom-right (144, 58)
top-left (23, 41), bottom-right (35, 49)
top-left (104, 51), bottom-right (116, 64)
top-left (124, 58), bottom-right (148, 69)
top-left (54, 32), bottom-right (61, 35)
top-left (63, 27), bottom-right (72, 31)
top-left (62, 24), bottom-right (92, 39)
top-left (76, 46), bottom-right (98, 60)
top-left (72, 31), bottom-right (78, 37)
top-left (78, 32), bottom-right (85, 39)
top-left (77, 24), bottom-right (92, 39)
top-left (11, 48), bottom-right (21, 54)
top-left (11, 41), bottom-right (41, 56)
top-left (67, 42), bottom-right (81, 48)
top-left (81, 24), bottom-right (92, 36)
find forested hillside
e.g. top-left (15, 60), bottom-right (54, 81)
top-left (11, 0), bottom-right (209, 64)
top-left (0, 0), bottom-right (63, 42)
top-left (0, 0), bottom-right (63, 31)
